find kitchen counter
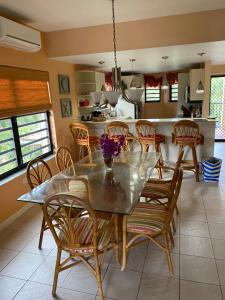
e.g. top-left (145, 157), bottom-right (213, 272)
top-left (80, 118), bottom-right (216, 162)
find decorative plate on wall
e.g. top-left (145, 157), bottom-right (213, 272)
top-left (58, 74), bottom-right (70, 94)
top-left (60, 98), bottom-right (72, 118)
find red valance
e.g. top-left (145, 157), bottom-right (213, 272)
top-left (167, 73), bottom-right (178, 85)
top-left (145, 72), bottom-right (178, 87)
top-left (105, 73), bottom-right (112, 90)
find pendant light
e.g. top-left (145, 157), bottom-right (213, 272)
top-left (130, 58), bottom-right (137, 88)
top-left (161, 56), bottom-right (169, 90)
top-left (103, 0), bottom-right (144, 110)
top-left (196, 52), bottom-right (205, 94)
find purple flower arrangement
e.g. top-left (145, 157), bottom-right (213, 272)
top-left (100, 134), bottom-right (125, 159)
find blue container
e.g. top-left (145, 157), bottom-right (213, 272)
top-left (202, 157), bottom-right (222, 182)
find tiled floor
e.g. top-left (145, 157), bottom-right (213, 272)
top-left (0, 143), bottom-right (224, 300)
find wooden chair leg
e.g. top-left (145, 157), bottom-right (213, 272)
top-left (168, 228), bottom-right (175, 248)
top-left (164, 233), bottom-right (174, 275)
top-left (94, 252), bottom-right (104, 300)
top-left (172, 218), bottom-right (176, 233)
top-left (52, 248), bottom-right (62, 296)
top-left (38, 216), bottom-right (46, 249)
top-left (155, 143), bottom-right (163, 179)
top-left (191, 144), bottom-right (199, 182)
top-left (121, 217), bottom-right (127, 271)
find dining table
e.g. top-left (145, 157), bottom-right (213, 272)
top-left (18, 151), bottom-right (160, 216)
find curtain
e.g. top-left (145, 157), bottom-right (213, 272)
top-left (0, 66), bottom-right (51, 118)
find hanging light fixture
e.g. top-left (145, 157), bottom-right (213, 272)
top-left (196, 52), bottom-right (205, 94)
top-left (103, 0), bottom-right (144, 114)
top-left (161, 56), bottom-right (169, 90)
top-left (130, 58), bottom-right (137, 88)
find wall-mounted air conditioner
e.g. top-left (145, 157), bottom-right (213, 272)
top-left (0, 17), bottom-right (41, 53)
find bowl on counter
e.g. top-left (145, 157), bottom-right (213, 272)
top-left (79, 99), bottom-right (90, 107)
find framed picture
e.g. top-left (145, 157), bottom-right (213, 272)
top-left (60, 98), bottom-right (72, 118)
top-left (58, 74), bottom-right (70, 94)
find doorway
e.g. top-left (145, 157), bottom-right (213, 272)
top-left (210, 76), bottom-right (225, 141)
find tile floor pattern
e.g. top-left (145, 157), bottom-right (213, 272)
top-left (0, 143), bottom-right (224, 300)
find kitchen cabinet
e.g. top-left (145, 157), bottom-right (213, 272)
top-left (189, 69), bottom-right (204, 101)
top-left (76, 71), bottom-right (105, 108)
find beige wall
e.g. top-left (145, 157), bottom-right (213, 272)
top-left (47, 9), bottom-right (225, 58)
top-left (0, 34), bottom-right (78, 224)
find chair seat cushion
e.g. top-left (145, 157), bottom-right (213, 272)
top-left (89, 136), bottom-right (99, 143)
top-left (60, 217), bottom-right (113, 253)
top-left (127, 213), bottom-right (165, 235)
top-left (174, 135), bottom-right (203, 145)
top-left (141, 183), bottom-right (171, 199)
top-left (133, 203), bottom-right (168, 216)
top-left (140, 134), bottom-right (165, 143)
top-left (147, 178), bottom-right (172, 185)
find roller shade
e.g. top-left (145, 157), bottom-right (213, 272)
top-left (0, 66), bottom-right (51, 118)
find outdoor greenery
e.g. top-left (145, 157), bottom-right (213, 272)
top-left (210, 77), bottom-right (225, 122)
top-left (0, 112), bottom-right (51, 176)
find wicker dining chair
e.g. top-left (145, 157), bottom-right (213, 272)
top-left (26, 158), bottom-right (52, 249)
top-left (105, 121), bottom-right (129, 140)
top-left (123, 136), bottom-right (143, 152)
top-left (121, 169), bottom-right (183, 273)
top-left (55, 146), bottom-right (74, 173)
top-left (141, 151), bottom-right (184, 220)
top-left (172, 120), bottom-right (204, 182)
top-left (43, 189), bottom-right (119, 299)
top-left (70, 122), bottom-right (99, 159)
top-left (135, 120), bottom-right (166, 179)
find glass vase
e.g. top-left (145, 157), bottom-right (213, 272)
top-left (104, 156), bottom-right (113, 171)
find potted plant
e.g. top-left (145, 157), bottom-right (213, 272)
top-left (100, 134), bottom-right (125, 169)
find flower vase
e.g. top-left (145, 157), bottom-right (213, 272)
top-left (104, 156), bottom-right (113, 171)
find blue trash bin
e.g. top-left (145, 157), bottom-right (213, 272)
top-left (202, 157), bottom-right (222, 182)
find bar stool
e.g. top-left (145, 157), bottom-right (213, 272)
top-left (172, 120), bottom-right (204, 182)
top-left (70, 122), bottom-right (99, 159)
top-left (135, 120), bottom-right (166, 178)
top-left (105, 121), bottom-right (129, 141)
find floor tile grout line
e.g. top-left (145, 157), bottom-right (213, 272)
top-left (135, 240), bottom-right (149, 300)
top-left (202, 188), bottom-right (224, 300)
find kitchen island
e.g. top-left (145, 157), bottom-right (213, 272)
top-left (81, 118), bottom-right (216, 162)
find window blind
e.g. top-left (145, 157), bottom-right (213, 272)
top-left (0, 66), bottom-right (51, 118)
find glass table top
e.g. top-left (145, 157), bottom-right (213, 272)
top-left (18, 151), bottom-right (160, 215)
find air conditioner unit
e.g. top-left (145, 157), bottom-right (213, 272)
top-left (0, 17), bottom-right (41, 53)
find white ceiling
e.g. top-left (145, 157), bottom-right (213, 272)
top-left (0, 0), bottom-right (225, 32)
top-left (54, 41), bottom-right (225, 73)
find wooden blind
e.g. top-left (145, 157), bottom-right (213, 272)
top-left (0, 66), bottom-right (51, 118)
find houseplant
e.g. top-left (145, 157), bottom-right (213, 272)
top-left (100, 134), bottom-right (125, 169)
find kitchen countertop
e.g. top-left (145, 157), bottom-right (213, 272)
top-left (80, 117), bottom-right (216, 125)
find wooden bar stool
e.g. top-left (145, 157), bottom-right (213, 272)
top-left (105, 121), bottom-right (129, 141)
top-left (172, 120), bottom-right (204, 182)
top-left (70, 122), bottom-right (99, 159)
top-left (135, 120), bottom-right (166, 178)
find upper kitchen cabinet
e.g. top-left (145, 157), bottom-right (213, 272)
top-left (189, 69), bottom-right (205, 101)
top-left (76, 71), bottom-right (105, 107)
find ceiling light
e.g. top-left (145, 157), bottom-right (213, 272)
top-left (102, 0), bottom-right (144, 116)
top-left (196, 52), bottom-right (205, 94)
top-left (161, 56), bottom-right (169, 90)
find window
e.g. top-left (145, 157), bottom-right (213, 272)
top-left (145, 86), bottom-right (161, 102)
top-left (170, 83), bottom-right (178, 102)
top-left (0, 112), bottom-right (53, 179)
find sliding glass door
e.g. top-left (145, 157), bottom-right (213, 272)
top-left (210, 76), bottom-right (225, 141)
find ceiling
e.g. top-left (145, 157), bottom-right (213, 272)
top-left (0, 0), bottom-right (225, 32)
top-left (54, 41), bottom-right (225, 73)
